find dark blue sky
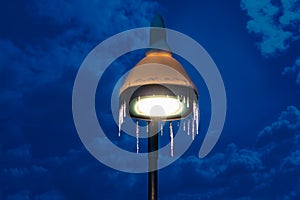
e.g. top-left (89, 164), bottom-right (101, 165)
top-left (1, 0), bottom-right (300, 199)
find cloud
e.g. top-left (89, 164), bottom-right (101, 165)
top-left (158, 106), bottom-right (300, 199)
top-left (32, 190), bottom-right (66, 200)
top-left (2, 167), bottom-right (30, 178)
top-left (0, 0), bottom-right (157, 150)
top-left (1, 146), bottom-right (148, 199)
top-left (3, 190), bottom-right (66, 200)
top-left (257, 105), bottom-right (300, 144)
top-left (5, 191), bottom-right (30, 200)
top-left (31, 0), bottom-right (158, 40)
top-left (1, 99), bottom-right (300, 198)
top-left (6, 145), bottom-right (32, 162)
top-left (241, 0), bottom-right (300, 57)
top-left (159, 144), bottom-right (263, 199)
top-left (3, 0), bottom-right (299, 199)
top-left (0, 0), bottom-right (158, 89)
top-left (241, 0), bottom-right (300, 89)
top-left (283, 57), bottom-right (300, 86)
top-left (0, 0), bottom-right (158, 199)
top-left (280, 150), bottom-right (300, 173)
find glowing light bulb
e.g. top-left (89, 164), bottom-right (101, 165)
top-left (132, 96), bottom-right (183, 118)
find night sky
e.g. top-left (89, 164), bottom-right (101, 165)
top-left (1, 0), bottom-right (300, 199)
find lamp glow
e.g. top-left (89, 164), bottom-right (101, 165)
top-left (132, 96), bottom-right (183, 118)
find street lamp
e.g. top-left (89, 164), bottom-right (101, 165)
top-left (119, 15), bottom-right (199, 200)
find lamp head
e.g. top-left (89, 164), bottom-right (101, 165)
top-left (117, 15), bottom-right (200, 157)
top-left (119, 51), bottom-right (198, 121)
top-left (119, 14), bottom-right (198, 121)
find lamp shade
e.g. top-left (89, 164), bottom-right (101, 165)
top-left (119, 51), bottom-right (198, 121)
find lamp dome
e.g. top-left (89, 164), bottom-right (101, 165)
top-left (119, 51), bottom-right (198, 121)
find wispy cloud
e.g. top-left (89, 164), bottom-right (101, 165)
top-left (283, 57), bottom-right (300, 86)
top-left (0, 0), bottom-right (157, 199)
top-left (241, 0), bottom-right (300, 57)
top-left (241, 0), bottom-right (300, 90)
top-left (31, 0), bottom-right (157, 39)
top-left (0, 0), bottom-right (157, 148)
top-left (160, 106), bottom-right (300, 199)
top-left (8, 104), bottom-right (299, 199)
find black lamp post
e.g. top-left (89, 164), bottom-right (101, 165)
top-left (148, 121), bottom-right (158, 200)
top-left (119, 15), bottom-right (198, 200)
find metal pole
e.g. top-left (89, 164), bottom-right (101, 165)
top-left (147, 14), bottom-right (166, 200)
top-left (148, 121), bottom-right (158, 200)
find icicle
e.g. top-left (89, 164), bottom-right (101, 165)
top-left (192, 117), bottom-right (195, 140)
top-left (170, 122), bottom-right (174, 157)
top-left (160, 122), bottom-right (163, 136)
top-left (123, 101), bottom-right (126, 117)
top-left (183, 96), bottom-right (186, 103)
top-left (136, 120), bottom-right (139, 154)
top-left (118, 104), bottom-right (124, 137)
top-left (187, 119), bottom-right (190, 136)
top-left (196, 103), bottom-right (199, 135)
top-left (183, 121), bottom-right (186, 131)
top-left (193, 101), bottom-right (196, 121)
top-left (146, 121), bottom-right (149, 133)
top-left (187, 97), bottom-right (189, 108)
top-left (192, 100), bottom-right (196, 139)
